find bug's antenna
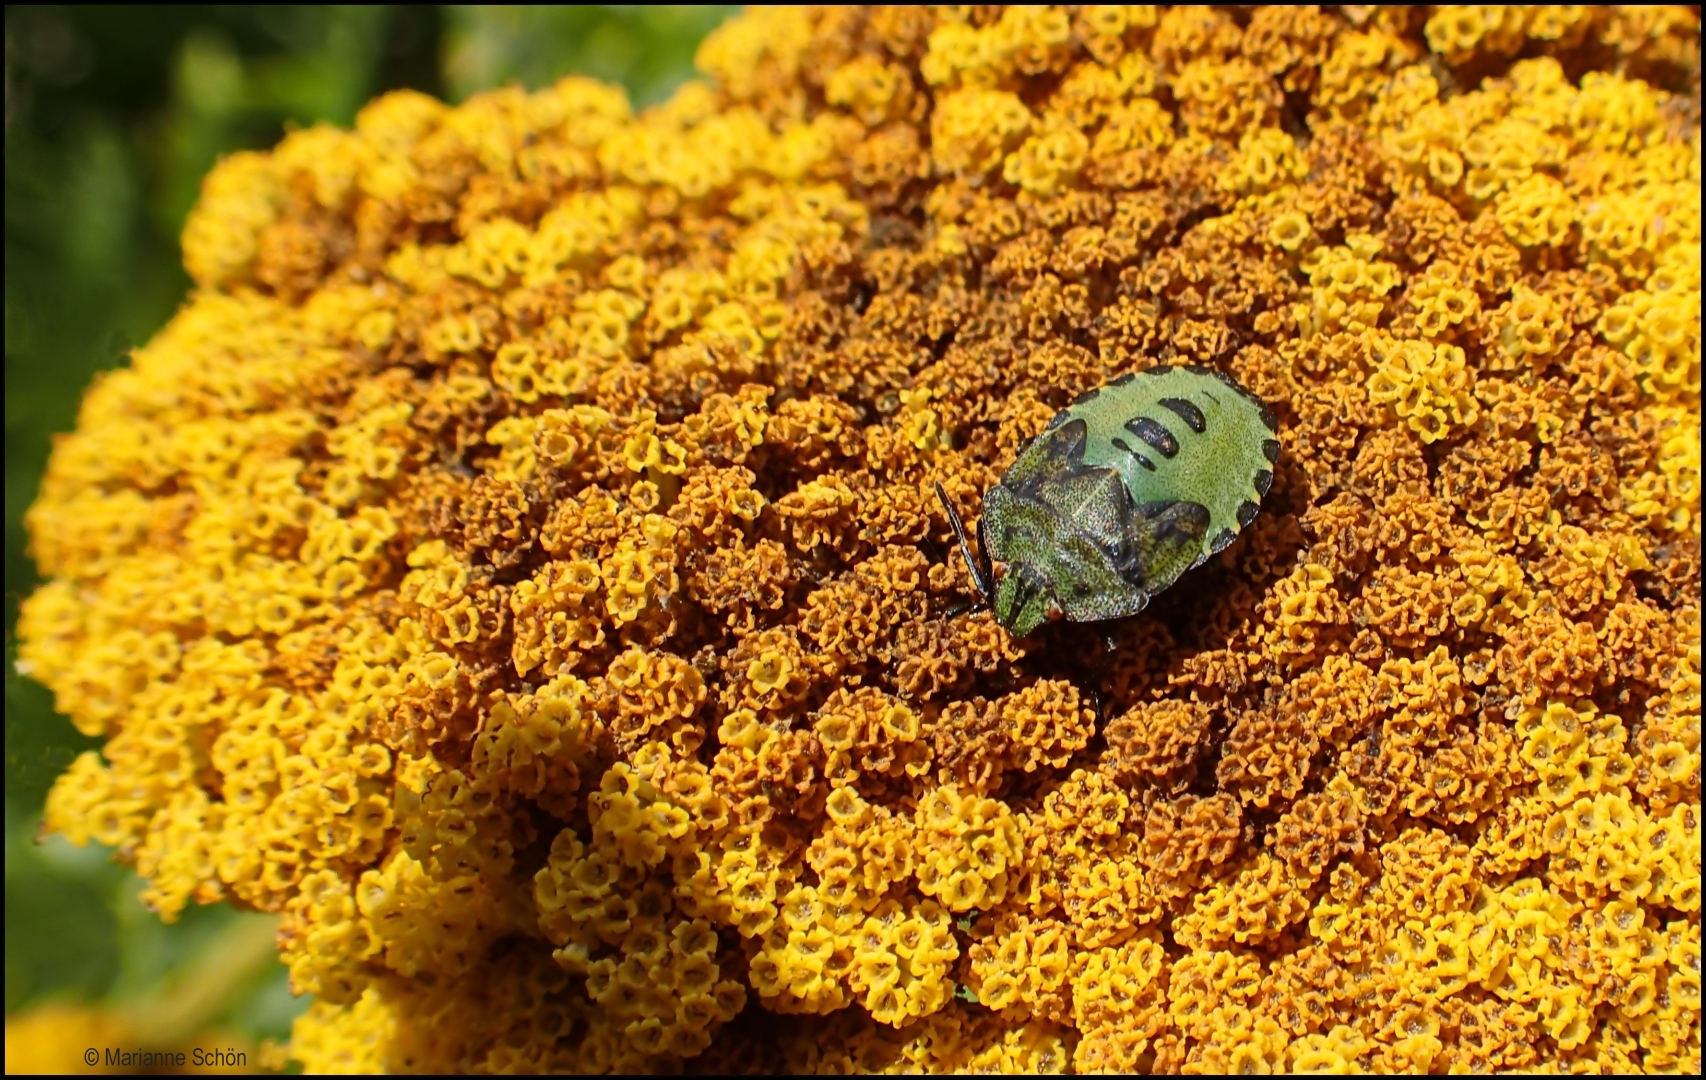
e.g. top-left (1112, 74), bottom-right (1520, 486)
top-left (974, 513), bottom-right (997, 600)
top-left (934, 481), bottom-right (994, 605)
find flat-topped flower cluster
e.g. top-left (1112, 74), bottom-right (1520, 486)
top-left (19, 5), bottom-right (1700, 1073)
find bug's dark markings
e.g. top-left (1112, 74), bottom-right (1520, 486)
top-left (1157, 397), bottom-right (1206, 433)
top-left (1108, 436), bottom-right (1157, 471)
top-left (1124, 416), bottom-right (1179, 458)
top-left (1044, 417), bottom-right (1089, 462)
top-left (935, 363), bottom-right (1280, 639)
top-left (1150, 501), bottom-right (1209, 544)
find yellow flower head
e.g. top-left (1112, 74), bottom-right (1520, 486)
top-left (18, 4), bottom-right (1701, 1073)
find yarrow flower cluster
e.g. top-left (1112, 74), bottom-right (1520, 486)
top-left (18, 5), bottom-right (1701, 1073)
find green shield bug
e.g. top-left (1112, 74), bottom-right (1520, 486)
top-left (936, 364), bottom-right (1279, 638)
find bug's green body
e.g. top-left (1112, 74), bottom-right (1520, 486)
top-left (938, 365), bottom-right (1278, 637)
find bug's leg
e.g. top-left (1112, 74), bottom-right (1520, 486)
top-left (934, 481), bottom-right (994, 606)
top-left (1087, 630), bottom-right (1119, 724)
top-left (942, 598), bottom-right (981, 620)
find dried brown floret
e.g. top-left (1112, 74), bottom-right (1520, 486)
top-left (891, 615), bottom-right (990, 702)
top-left (1281, 380), bottom-right (1375, 493)
top-left (1436, 436), bottom-right (1533, 514)
top-left (1380, 826), bottom-right (1477, 919)
top-left (753, 727), bottom-right (828, 827)
top-left (1398, 713), bottom-right (1518, 825)
top-left (593, 646), bottom-right (708, 758)
top-left (1240, 5), bottom-right (1339, 93)
top-left (1253, 943), bottom-right (1351, 1037)
top-left (1597, 598), bottom-right (1678, 688)
top-left (999, 679), bottom-right (1094, 775)
top-left (1278, 654), bottom-right (1379, 749)
top-left (1096, 618), bottom-right (1176, 710)
top-left (930, 698), bottom-right (1010, 795)
top-left (1104, 698), bottom-right (1212, 790)
top-left (1384, 191), bottom-right (1469, 270)
top-left (1347, 426), bottom-right (1430, 502)
top-left (766, 396), bottom-right (863, 473)
top-left (851, 486), bottom-right (933, 548)
top-left (538, 487), bottom-right (628, 561)
top-left (690, 538), bottom-right (796, 634)
top-left (798, 575), bottom-right (883, 671)
top-left (1152, 7), bottom-right (1244, 73)
top-left (1534, 436), bottom-right (1621, 516)
top-left (1471, 791), bottom-right (1553, 876)
top-left (1142, 793), bottom-right (1242, 892)
top-left (1218, 706), bottom-right (1319, 809)
top-left (1640, 538), bottom-right (1701, 610)
top-left (1299, 492), bottom-right (1376, 580)
top-left (1357, 564), bottom-right (1464, 647)
top-left (1270, 772), bottom-right (1368, 879)
top-left (1496, 609), bottom-right (1607, 705)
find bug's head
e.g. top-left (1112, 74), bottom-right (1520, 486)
top-left (979, 481), bottom-right (1153, 638)
top-left (977, 482), bottom-right (1072, 637)
top-left (991, 560), bottom-right (1059, 638)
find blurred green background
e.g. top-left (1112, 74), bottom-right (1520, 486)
top-left (4, 3), bottom-right (732, 1062)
